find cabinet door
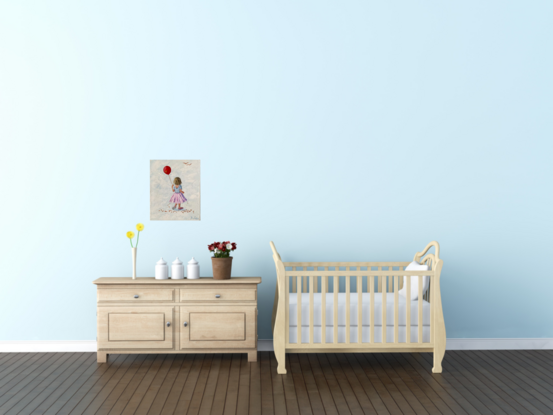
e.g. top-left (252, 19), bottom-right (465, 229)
top-left (98, 306), bottom-right (174, 349)
top-left (180, 306), bottom-right (256, 349)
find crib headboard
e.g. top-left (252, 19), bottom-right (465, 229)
top-left (270, 241), bottom-right (285, 331)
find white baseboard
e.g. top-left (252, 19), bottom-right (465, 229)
top-left (0, 341), bottom-right (97, 353)
top-left (445, 338), bottom-right (553, 350)
top-left (258, 340), bottom-right (273, 351)
top-left (1, 338), bottom-right (551, 353)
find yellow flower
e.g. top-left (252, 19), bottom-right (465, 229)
top-left (126, 231), bottom-right (135, 239)
top-left (136, 223), bottom-right (144, 231)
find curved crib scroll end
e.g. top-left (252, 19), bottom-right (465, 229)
top-left (413, 241), bottom-right (441, 263)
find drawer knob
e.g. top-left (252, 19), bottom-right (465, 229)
top-left (134, 295), bottom-right (139, 299)
top-left (166, 322), bottom-right (171, 327)
top-left (183, 322), bottom-right (188, 327)
top-left (215, 294), bottom-right (221, 298)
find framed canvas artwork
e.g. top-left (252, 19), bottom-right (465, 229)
top-left (150, 160), bottom-right (200, 221)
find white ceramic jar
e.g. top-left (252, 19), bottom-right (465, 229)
top-left (187, 257), bottom-right (200, 279)
top-left (172, 257), bottom-right (184, 279)
top-left (155, 258), bottom-right (168, 280)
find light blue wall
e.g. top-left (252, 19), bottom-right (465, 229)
top-left (1, 1), bottom-right (552, 341)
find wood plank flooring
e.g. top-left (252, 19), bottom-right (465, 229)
top-left (0, 351), bottom-right (552, 414)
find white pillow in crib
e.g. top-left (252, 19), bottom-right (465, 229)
top-left (398, 261), bottom-right (429, 301)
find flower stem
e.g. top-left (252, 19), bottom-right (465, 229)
top-left (136, 231), bottom-right (140, 248)
top-left (130, 239), bottom-right (134, 248)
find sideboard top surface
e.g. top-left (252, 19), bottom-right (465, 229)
top-left (93, 277), bottom-right (262, 285)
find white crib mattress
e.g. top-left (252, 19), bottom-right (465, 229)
top-left (289, 293), bottom-right (431, 327)
top-left (289, 325), bottom-right (431, 344)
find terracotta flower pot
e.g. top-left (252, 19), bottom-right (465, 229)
top-left (212, 257), bottom-right (233, 280)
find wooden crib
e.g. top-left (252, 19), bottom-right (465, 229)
top-left (270, 241), bottom-right (446, 374)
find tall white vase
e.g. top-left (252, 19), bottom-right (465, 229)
top-left (132, 247), bottom-right (137, 279)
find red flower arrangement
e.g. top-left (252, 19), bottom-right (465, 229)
top-left (208, 241), bottom-right (237, 258)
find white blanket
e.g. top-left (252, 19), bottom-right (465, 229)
top-left (289, 293), bottom-right (431, 327)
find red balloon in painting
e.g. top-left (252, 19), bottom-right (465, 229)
top-left (163, 166), bottom-right (171, 175)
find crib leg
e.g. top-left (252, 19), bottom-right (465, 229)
top-left (275, 347), bottom-right (286, 374)
top-left (433, 346), bottom-right (445, 373)
top-left (433, 322), bottom-right (446, 373)
top-left (273, 309), bottom-right (287, 374)
top-left (432, 274), bottom-right (446, 374)
top-left (432, 307), bottom-right (446, 373)
top-left (273, 332), bottom-right (286, 374)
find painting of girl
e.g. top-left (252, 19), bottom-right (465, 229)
top-left (150, 160), bottom-right (201, 221)
top-left (170, 177), bottom-right (187, 210)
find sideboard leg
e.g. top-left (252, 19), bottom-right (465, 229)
top-left (97, 352), bottom-right (108, 363)
top-left (248, 351), bottom-right (257, 362)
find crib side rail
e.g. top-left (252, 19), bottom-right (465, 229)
top-left (284, 267), bottom-right (439, 350)
top-left (284, 262), bottom-right (412, 268)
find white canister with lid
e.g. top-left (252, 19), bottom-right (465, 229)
top-left (155, 258), bottom-right (168, 280)
top-left (172, 257), bottom-right (184, 279)
top-left (187, 257), bottom-right (200, 279)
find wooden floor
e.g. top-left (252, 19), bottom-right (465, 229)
top-left (0, 351), bottom-right (552, 415)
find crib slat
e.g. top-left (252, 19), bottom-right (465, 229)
top-left (357, 276), bottom-right (362, 344)
top-left (426, 259), bottom-right (432, 301)
top-left (346, 275), bottom-right (350, 344)
top-left (303, 274), bottom-right (308, 293)
top-left (297, 276), bottom-right (302, 344)
top-left (430, 275), bottom-right (433, 344)
top-left (427, 277), bottom-right (431, 302)
top-left (418, 275), bottom-right (423, 343)
top-left (406, 274), bottom-right (411, 344)
top-left (394, 275), bottom-right (399, 344)
top-left (321, 276), bottom-right (326, 344)
top-left (399, 266), bottom-right (404, 290)
top-left (382, 276), bottom-right (387, 343)
top-left (334, 276), bottom-right (338, 344)
top-left (292, 267), bottom-right (297, 292)
top-left (286, 275), bottom-right (290, 345)
top-left (309, 275), bottom-right (314, 344)
top-left (378, 268), bottom-right (382, 292)
top-left (370, 276), bottom-right (374, 343)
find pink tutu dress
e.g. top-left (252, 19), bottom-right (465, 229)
top-left (170, 185), bottom-right (187, 204)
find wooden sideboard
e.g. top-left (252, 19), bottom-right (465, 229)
top-left (93, 277), bottom-right (261, 363)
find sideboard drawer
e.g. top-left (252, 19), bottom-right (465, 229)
top-left (98, 289), bottom-right (175, 303)
top-left (180, 288), bottom-right (256, 302)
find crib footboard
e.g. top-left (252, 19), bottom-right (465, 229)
top-left (270, 241), bottom-right (445, 374)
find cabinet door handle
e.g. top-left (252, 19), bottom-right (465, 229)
top-left (215, 294), bottom-right (221, 298)
top-left (166, 322), bottom-right (171, 327)
top-left (183, 322), bottom-right (188, 327)
top-left (134, 295), bottom-right (139, 298)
